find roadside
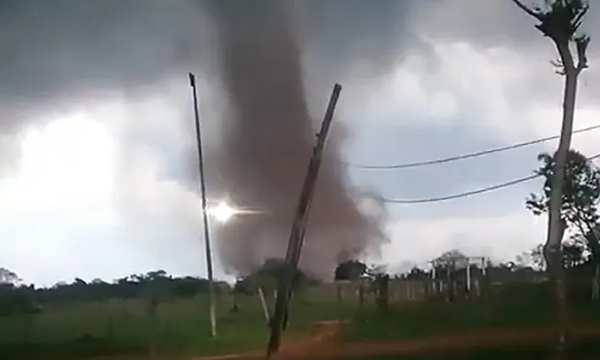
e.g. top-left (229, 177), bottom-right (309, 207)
top-left (191, 321), bottom-right (600, 360)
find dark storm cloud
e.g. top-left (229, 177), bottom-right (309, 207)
top-left (2, 0), bottom-right (598, 131)
top-left (0, 0), bottom-right (423, 177)
top-left (299, 0), bottom-right (420, 76)
top-left (0, 0), bottom-right (421, 121)
top-left (418, 1), bottom-right (600, 51)
top-left (0, 0), bottom-right (216, 185)
top-left (0, 0), bottom-right (426, 278)
top-left (0, 0), bottom-right (208, 105)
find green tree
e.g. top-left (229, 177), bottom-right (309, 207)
top-left (512, 0), bottom-right (591, 351)
top-left (571, 223), bottom-right (600, 298)
top-left (528, 240), bottom-right (587, 270)
top-left (0, 270), bottom-right (39, 319)
top-left (432, 250), bottom-right (469, 303)
top-left (334, 260), bottom-right (367, 281)
top-left (574, 224), bottom-right (600, 260)
top-left (239, 258), bottom-right (312, 294)
top-left (527, 149), bottom-right (600, 296)
top-left (527, 150), bottom-right (600, 233)
top-left (562, 239), bottom-right (588, 269)
top-left (404, 267), bottom-right (428, 280)
top-left (435, 250), bottom-right (468, 264)
top-left (520, 244), bottom-right (546, 271)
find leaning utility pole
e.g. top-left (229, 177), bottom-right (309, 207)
top-left (267, 83), bottom-right (342, 358)
top-left (189, 73), bottom-right (217, 338)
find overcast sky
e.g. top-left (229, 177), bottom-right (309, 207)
top-left (2, 0), bottom-right (600, 286)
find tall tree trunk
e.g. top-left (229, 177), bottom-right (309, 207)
top-left (545, 53), bottom-right (579, 355)
top-left (509, 4), bottom-right (589, 357)
top-left (544, 220), bottom-right (569, 359)
top-left (548, 66), bottom-right (577, 350)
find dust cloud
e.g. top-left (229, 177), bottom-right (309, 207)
top-left (207, 1), bottom-right (388, 279)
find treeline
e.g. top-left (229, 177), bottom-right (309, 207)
top-left (2, 236), bottom-right (597, 317)
top-left (0, 269), bottom-right (231, 316)
top-left (398, 246), bottom-right (598, 284)
top-left (334, 246), bottom-right (598, 287)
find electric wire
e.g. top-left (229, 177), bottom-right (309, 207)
top-left (350, 124), bottom-right (600, 170)
top-left (380, 152), bottom-right (600, 204)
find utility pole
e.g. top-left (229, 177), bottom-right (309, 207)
top-left (189, 73), bottom-right (217, 338)
top-left (267, 83), bottom-right (342, 358)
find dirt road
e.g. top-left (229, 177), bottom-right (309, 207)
top-left (193, 322), bottom-right (600, 360)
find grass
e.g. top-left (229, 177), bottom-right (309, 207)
top-left (346, 283), bottom-right (600, 342)
top-left (3, 283), bottom-right (600, 359)
top-left (0, 290), bottom-right (351, 359)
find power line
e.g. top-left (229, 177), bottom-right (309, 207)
top-left (380, 152), bottom-right (600, 204)
top-left (382, 174), bottom-right (540, 204)
top-left (350, 124), bottom-right (600, 170)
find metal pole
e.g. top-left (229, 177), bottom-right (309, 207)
top-left (431, 262), bottom-right (437, 295)
top-left (267, 83), bottom-right (342, 357)
top-left (466, 258), bottom-right (471, 293)
top-left (257, 287), bottom-right (271, 325)
top-left (189, 73), bottom-right (217, 338)
top-left (482, 257), bottom-right (487, 276)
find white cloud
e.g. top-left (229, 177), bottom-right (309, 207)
top-left (13, 114), bottom-right (115, 211)
top-left (383, 211), bottom-right (546, 269)
top-left (525, 106), bottom-right (600, 156)
top-left (346, 32), bottom-right (600, 273)
top-left (0, 76), bottom-right (229, 285)
top-left (356, 36), bottom-right (544, 140)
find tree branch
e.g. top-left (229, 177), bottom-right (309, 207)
top-left (551, 59), bottom-right (566, 75)
top-left (510, 0), bottom-right (543, 20)
top-left (555, 39), bottom-right (577, 74)
top-left (571, 3), bottom-right (590, 32)
top-left (575, 35), bottom-right (590, 73)
top-left (583, 219), bottom-right (600, 256)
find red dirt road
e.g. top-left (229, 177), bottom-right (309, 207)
top-left (315, 323), bottom-right (600, 360)
top-left (191, 321), bottom-right (343, 360)
top-left (193, 322), bottom-right (600, 360)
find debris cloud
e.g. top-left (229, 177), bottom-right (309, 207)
top-left (208, 1), bottom-right (388, 279)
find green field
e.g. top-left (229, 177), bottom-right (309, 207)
top-left (347, 283), bottom-right (600, 342)
top-left (2, 283), bottom-right (600, 359)
top-left (0, 289), bottom-right (348, 359)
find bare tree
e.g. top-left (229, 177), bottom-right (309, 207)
top-left (511, 0), bottom-right (590, 352)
